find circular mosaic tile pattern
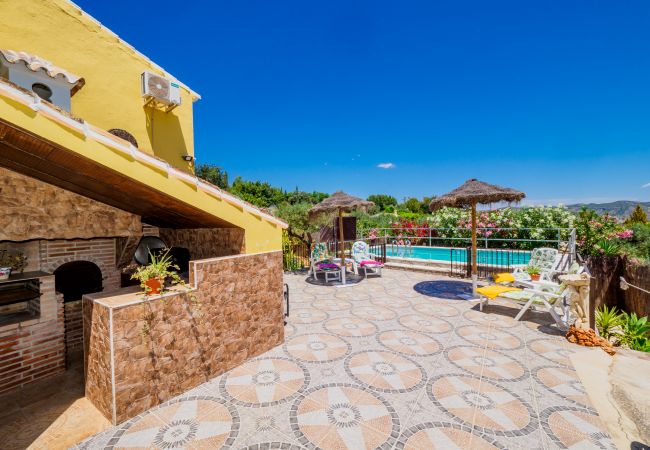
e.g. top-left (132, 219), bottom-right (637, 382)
top-left (312, 298), bottom-right (352, 311)
top-left (242, 443), bottom-right (303, 450)
top-left (455, 325), bottom-right (523, 350)
top-left (290, 383), bottom-right (399, 449)
top-left (220, 357), bottom-right (309, 407)
top-left (540, 406), bottom-right (615, 449)
top-left (427, 374), bottom-right (536, 436)
top-left (324, 317), bottom-right (377, 337)
top-left (399, 314), bottom-right (452, 334)
top-left (290, 293), bottom-right (316, 304)
top-left (108, 396), bottom-right (239, 448)
top-left (528, 338), bottom-right (574, 366)
top-left (345, 350), bottom-right (425, 393)
top-left (534, 366), bottom-right (592, 408)
top-left (284, 333), bottom-right (351, 363)
top-left (462, 309), bottom-right (519, 328)
top-left (445, 346), bottom-right (527, 381)
top-left (377, 329), bottom-right (441, 356)
top-left (351, 305), bottom-right (397, 321)
top-left (413, 302), bottom-right (460, 318)
top-left (335, 290), bottom-right (371, 301)
top-left (370, 295), bottom-right (412, 308)
top-left (289, 308), bottom-right (328, 324)
top-left (284, 323), bottom-right (297, 337)
top-left (386, 287), bottom-right (422, 298)
top-left (396, 422), bottom-right (506, 450)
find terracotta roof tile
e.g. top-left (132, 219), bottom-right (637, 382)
top-left (0, 49), bottom-right (85, 94)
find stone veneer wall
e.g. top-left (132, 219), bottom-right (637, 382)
top-left (84, 250), bottom-right (284, 424)
top-left (0, 167), bottom-right (141, 241)
top-left (0, 277), bottom-right (65, 394)
top-left (82, 296), bottom-right (113, 421)
top-left (158, 227), bottom-right (245, 260)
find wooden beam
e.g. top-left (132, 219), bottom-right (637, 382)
top-left (0, 120), bottom-right (235, 229)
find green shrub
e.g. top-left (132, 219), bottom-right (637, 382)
top-left (595, 305), bottom-right (625, 341)
top-left (621, 223), bottom-right (650, 263)
top-left (621, 312), bottom-right (650, 352)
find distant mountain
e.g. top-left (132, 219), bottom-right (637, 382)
top-left (566, 201), bottom-right (650, 218)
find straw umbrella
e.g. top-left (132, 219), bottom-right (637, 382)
top-left (429, 179), bottom-right (525, 294)
top-left (309, 191), bottom-right (374, 285)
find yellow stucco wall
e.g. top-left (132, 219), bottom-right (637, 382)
top-left (0, 0), bottom-right (195, 172)
top-left (0, 95), bottom-right (284, 253)
top-left (0, 0), bottom-right (285, 253)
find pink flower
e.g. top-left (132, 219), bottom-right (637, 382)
top-left (616, 229), bottom-right (634, 239)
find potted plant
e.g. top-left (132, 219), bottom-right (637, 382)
top-left (526, 265), bottom-right (541, 281)
top-left (0, 250), bottom-right (27, 280)
top-left (130, 250), bottom-right (181, 295)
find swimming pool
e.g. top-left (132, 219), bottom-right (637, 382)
top-left (386, 246), bottom-right (531, 265)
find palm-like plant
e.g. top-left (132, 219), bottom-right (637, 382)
top-left (595, 305), bottom-right (625, 341)
top-left (621, 313), bottom-right (650, 352)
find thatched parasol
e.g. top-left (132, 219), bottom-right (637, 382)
top-left (429, 179), bottom-right (525, 292)
top-left (309, 191), bottom-right (374, 285)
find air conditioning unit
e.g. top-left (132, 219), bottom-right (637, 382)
top-left (141, 71), bottom-right (181, 108)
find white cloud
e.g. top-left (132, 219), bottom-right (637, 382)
top-left (642, 182), bottom-right (650, 188)
top-left (377, 162), bottom-right (396, 169)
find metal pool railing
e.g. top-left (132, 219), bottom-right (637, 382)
top-left (281, 239), bottom-right (388, 272)
top-left (361, 227), bottom-right (576, 254)
top-left (449, 247), bottom-right (534, 278)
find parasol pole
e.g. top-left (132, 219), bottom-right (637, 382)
top-left (471, 201), bottom-right (478, 295)
top-left (338, 208), bottom-right (346, 284)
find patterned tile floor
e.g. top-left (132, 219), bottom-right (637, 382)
top-left (78, 270), bottom-right (616, 449)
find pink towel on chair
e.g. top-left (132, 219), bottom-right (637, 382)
top-left (360, 260), bottom-right (382, 267)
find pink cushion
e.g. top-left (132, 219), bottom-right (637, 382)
top-left (360, 260), bottom-right (382, 267)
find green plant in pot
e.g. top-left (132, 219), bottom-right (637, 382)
top-left (526, 265), bottom-right (541, 281)
top-left (0, 249), bottom-right (27, 280)
top-left (130, 250), bottom-right (181, 295)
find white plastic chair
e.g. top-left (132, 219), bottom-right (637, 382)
top-left (351, 241), bottom-right (384, 278)
top-left (477, 281), bottom-right (571, 330)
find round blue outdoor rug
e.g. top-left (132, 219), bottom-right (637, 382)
top-left (413, 280), bottom-right (474, 300)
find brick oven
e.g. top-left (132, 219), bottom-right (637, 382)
top-left (0, 166), bottom-right (248, 394)
top-left (0, 167), bottom-right (140, 392)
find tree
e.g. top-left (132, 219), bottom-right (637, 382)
top-left (367, 194), bottom-right (397, 212)
top-left (229, 177), bottom-right (286, 208)
top-left (287, 188), bottom-right (329, 205)
top-left (403, 197), bottom-right (424, 214)
top-left (195, 163), bottom-right (228, 189)
top-left (626, 204), bottom-right (648, 225)
top-left (422, 196), bottom-right (433, 214)
top-left (274, 202), bottom-right (326, 247)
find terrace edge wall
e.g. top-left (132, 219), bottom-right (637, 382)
top-left (84, 250), bottom-right (285, 424)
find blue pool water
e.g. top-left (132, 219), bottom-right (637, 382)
top-left (386, 246), bottom-right (531, 265)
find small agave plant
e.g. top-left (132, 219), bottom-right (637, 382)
top-left (130, 250), bottom-right (181, 295)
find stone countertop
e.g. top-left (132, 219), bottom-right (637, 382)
top-left (83, 284), bottom-right (195, 309)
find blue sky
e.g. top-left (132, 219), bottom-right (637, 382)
top-left (76, 0), bottom-right (650, 205)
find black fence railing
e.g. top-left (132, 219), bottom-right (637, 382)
top-left (449, 247), bottom-right (532, 278)
top-left (282, 241), bottom-right (310, 272)
top-left (327, 239), bottom-right (387, 264)
top-left (282, 239), bottom-right (387, 272)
